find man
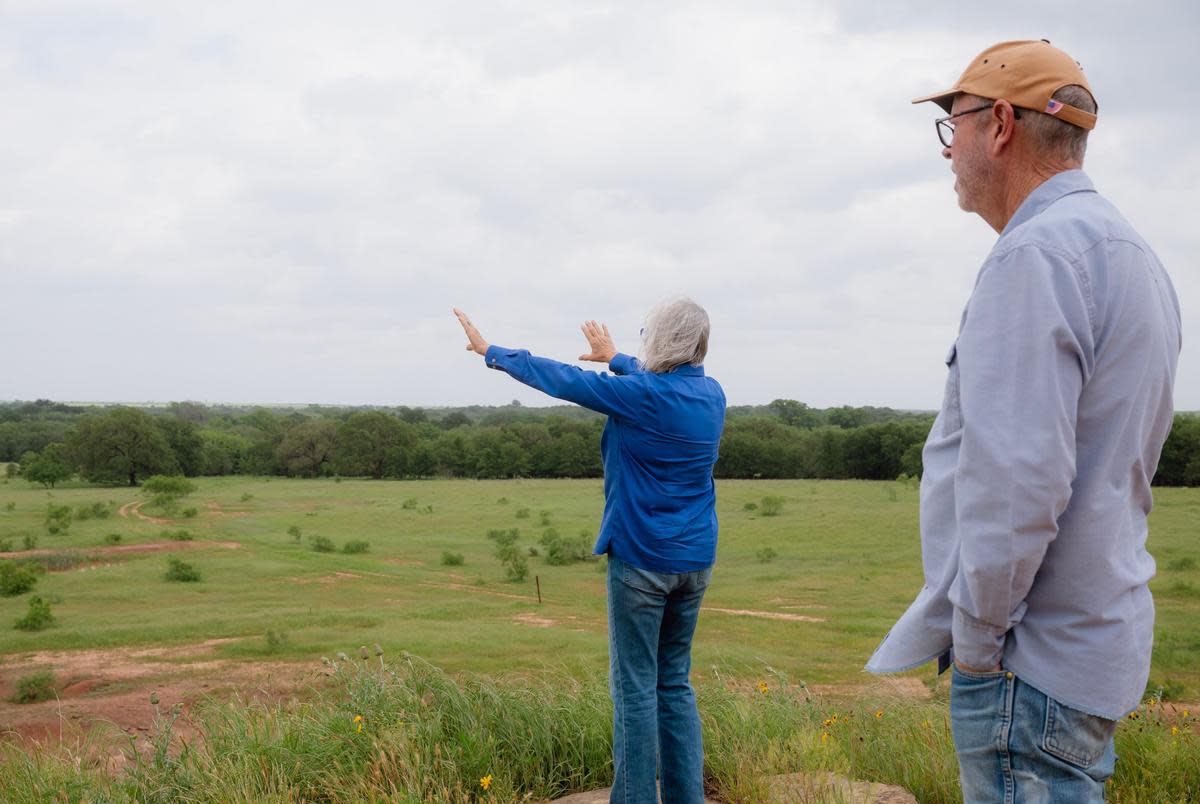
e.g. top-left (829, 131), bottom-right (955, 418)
top-left (866, 40), bottom-right (1182, 801)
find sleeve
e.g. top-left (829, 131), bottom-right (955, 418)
top-left (948, 244), bottom-right (1094, 669)
top-left (608, 353), bottom-right (642, 376)
top-left (484, 345), bottom-right (647, 421)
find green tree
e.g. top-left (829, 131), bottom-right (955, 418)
top-left (156, 418), bottom-right (204, 476)
top-left (66, 408), bottom-right (172, 486)
top-left (769, 399), bottom-right (821, 429)
top-left (20, 444), bottom-right (72, 488)
top-left (333, 412), bottom-right (415, 479)
top-left (275, 419), bottom-right (338, 478)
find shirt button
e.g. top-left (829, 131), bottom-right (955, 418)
top-left (1005, 671), bottom-right (1014, 680)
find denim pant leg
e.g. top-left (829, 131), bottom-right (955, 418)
top-left (607, 557), bottom-right (710, 804)
top-left (655, 570), bottom-right (709, 804)
top-left (951, 667), bottom-right (1116, 804)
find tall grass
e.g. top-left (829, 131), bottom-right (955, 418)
top-left (1, 653), bottom-right (1195, 802)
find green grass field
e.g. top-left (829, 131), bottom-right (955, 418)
top-left (1, 476), bottom-right (1198, 801)
top-left (2, 476), bottom-right (1199, 694)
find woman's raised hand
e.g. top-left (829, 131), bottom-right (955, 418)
top-left (579, 320), bottom-right (617, 364)
top-left (453, 308), bottom-right (490, 356)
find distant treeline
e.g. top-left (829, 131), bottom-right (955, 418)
top-left (2, 399), bottom-right (1198, 486)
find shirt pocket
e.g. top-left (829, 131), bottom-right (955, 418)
top-left (941, 343), bottom-right (962, 434)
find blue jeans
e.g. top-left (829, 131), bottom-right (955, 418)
top-left (606, 556), bottom-right (711, 804)
top-left (951, 666), bottom-right (1117, 803)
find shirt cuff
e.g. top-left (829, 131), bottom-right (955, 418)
top-left (952, 607), bottom-right (1007, 669)
top-left (608, 353), bottom-right (639, 375)
top-left (484, 344), bottom-right (511, 371)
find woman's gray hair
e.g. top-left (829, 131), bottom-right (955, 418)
top-left (639, 297), bottom-right (710, 374)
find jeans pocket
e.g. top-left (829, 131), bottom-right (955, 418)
top-left (952, 665), bottom-right (1007, 683)
top-left (621, 562), bottom-right (670, 596)
top-left (1042, 697), bottom-right (1117, 769)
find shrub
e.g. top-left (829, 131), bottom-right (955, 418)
top-left (181, 507), bottom-right (198, 519)
top-left (0, 560), bottom-right (38, 596)
top-left (540, 528), bottom-right (591, 566)
top-left (538, 510), bottom-right (552, 526)
top-left (0, 539), bottom-right (11, 552)
top-left (104, 533), bottom-right (122, 545)
top-left (759, 496), bottom-right (785, 517)
top-left (496, 497), bottom-right (509, 504)
top-left (401, 497), bottom-right (418, 510)
top-left (756, 547), bottom-right (778, 563)
top-left (1167, 557), bottom-right (1197, 571)
top-left (487, 528), bottom-right (520, 547)
top-left (310, 535), bottom-right (336, 553)
top-left (141, 475), bottom-right (198, 498)
top-left (164, 558), bottom-right (201, 582)
top-left (11, 670), bottom-right (56, 703)
top-left (498, 545), bottom-right (529, 582)
top-left (4, 501), bottom-right (15, 511)
top-left (287, 525), bottom-right (302, 542)
top-left (441, 551), bottom-right (465, 566)
top-left (342, 540), bottom-right (370, 555)
top-left (14, 596), bottom-right (55, 630)
top-left (240, 493), bottom-right (254, 502)
top-left (515, 507), bottom-right (530, 519)
top-left (21, 533), bottom-right (38, 551)
top-left (742, 502), bottom-right (759, 512)
top-left (265, 629), bottom-right (289, 654)
top-left (44, 503), bottom-right (72, 533)
top-left (528, 546), bottom-right (539, 557)
top-left (160, 529), bottom-right (195, 542)
top-left (422, 505), bottom-right (434, 514)
top-left (74, 502), bottom-right (111, 521)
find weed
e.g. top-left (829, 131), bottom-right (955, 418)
top-left (487, 528), bottom-right (520, 547)
top-left (538, 510), bottom-right (552, 526)
top-left (401, 497), bottom-right (418, 510)
top-left (11, 671), bottom-right (56, 703)
top-left (310, 535), bottom-right (336, 553)
top-left (756, 547), bottom-right (778, 563)
top-left (441, 551), bottom-right (465, 566)
top-left (4, 501), bottom-right (14, 512)
top-left (160, 529), bottom-right (195, 542)
top-left (743, 502), bottom-right (759, 512)
top-left (0, 560), bottom-right (38, 596)
top-left (496, 496), bottom-right (509, 504)
top-left (515, 507), bottom-right (530, 519)
top-left (265, 629), bottom-right (290, 653)
top-left (165, 558), bottom-right (201, 583)
top-left (0, 538), bottom-right (11, 552)
top-left (342, 540), bottom-right (370, 555)
top-left (240, 492), bottom-right (254, 502)
top-left (181, 507), bottom-right (198, 518)
top-left (22, 533), bottom-right (38, 551)
top-left (1167, 556), bottom-right (1197, 571)
top-left (104, 533), bottom-right (122, 545)
top-left (287, 525), bottom-right (302, 542)
top-left (14, 596), bottom-right (55, 631)
top-left (759, 496), bottom-right (785, 517)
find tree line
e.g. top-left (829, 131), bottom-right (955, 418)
top-left (2, 399), bottom-right (1198, 486)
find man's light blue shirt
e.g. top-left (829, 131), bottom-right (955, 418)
top-left (484, 346), bottom-right (726, 574)
top-left (866, 171), bottom-right (1182, 720)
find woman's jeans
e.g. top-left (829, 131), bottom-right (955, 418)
top-left (951, 666), bottom-right (1117, 803)
top-left (606, 556), bottom-right (711, 804)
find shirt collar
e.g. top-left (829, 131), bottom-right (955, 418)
top-left (672, 364), bottom-right (705, 377)
top-left (1001, 169), bottom-right (1096, 237)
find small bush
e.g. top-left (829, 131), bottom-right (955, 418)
top-left (310, 535), bottom-right (336, 553)
top-left (540, 528), bottom-right (591, 566)
top-left (0, 538), bottom-right (12, 552)
top-left (11, 670), bottom-right (56, 703)
top-left (401, 497), bottom-right (418, 510)
top-left (265, 629), bottom-right (289, 653)
top-left (104, 533), bottom-right (122, 545)
top-left (487, 528), bottom-right (520, 547)
top-left (422, 504), bottom-right (434, 514)
top-left (1166, 557), bottom-right (1197, 572)
top-left (0, 560), bottom-right (38, 596)
top-left (342, 540), bottom-right (370, 555)
top-left (44, 503), bottom-right (72, 534)
top-left (528, 546), bottom-right (539, 557)
top-left (74, 501), bottom-right (111, 521)
top-left (742, 502), bottom-right (759, 512)
top-left (441, 551), bottom-right (465, 566)
top-left (4, 501), bottom-right (14, 511)
top-left (497, 545), bottom-right (528, 582)
top-left (240, 493), bottom-right (254, 502)
top-left (160, 529), bottom-right (195, 542)
top-left (496, 497), bottom-right (509, 504)
top-left (164, 558), bottom-right (201, 582)
top-left (22, 533), bottom-right (38, 551)
top-left (14, 595), bottom-right (55, 630)
top-left (759, 496), bottom-right (785, 517)
top-left (287, 525), bottom-right (302, 542)
top-left (515, 507), bottom-right (530, 519)
top-left (142, 475), bottom-right (198, 498)
top-left (181, 507), bottom-right (199, 519)
top-left (538, 510), bottom-right (552, 526)
top-left (756, 547), bottom-right (778, 563)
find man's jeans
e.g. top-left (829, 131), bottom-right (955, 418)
top-left (607, 556), bottom-right (711, 804)
top-left (951, 666), bottom-right (1117, 803)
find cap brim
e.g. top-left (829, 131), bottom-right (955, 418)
top-left (911, 89), bottom-right (959, 114)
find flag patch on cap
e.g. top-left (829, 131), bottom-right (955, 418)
top-left (1045, 99), bottom-right (1064, 115)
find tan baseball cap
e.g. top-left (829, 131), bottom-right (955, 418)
top-left (913, 39), bottom-right (1097, 130)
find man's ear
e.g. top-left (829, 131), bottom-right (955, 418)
top-left (985, 100), bottom-right (1018, 156)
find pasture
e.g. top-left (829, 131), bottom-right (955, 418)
top-left (1, 476), bottom-right (1198, 801)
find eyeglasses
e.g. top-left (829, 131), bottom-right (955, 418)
top-left (934, 103), bottom-right (994, 148)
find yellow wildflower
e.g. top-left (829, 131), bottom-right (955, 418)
top-left (922, 720), bottom-right (931, 729)
top-left (480, 774), bottom-right (493, 790)
top-left (820, 731), bottom-right (829, 744)
top-left (354, 714), bottom-right (364, 733)
top-left (1128, 711), bottom-right (1139, 720)
top-left (1171, 726), bottom-right (1180, 736)
top-left (875, 709), bottom-right (884, 719)
top-left (757, 681), bottom-right (769, 694)
top-left (823, 718), bottom-right (832, 727)
top-left (1184, 709), bottom-right (1191, 718)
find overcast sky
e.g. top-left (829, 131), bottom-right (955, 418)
top-left (1, 1), bottom-right (1196, 410)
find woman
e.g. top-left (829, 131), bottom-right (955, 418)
top-left (454, 299), bottom-right (725, 804)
